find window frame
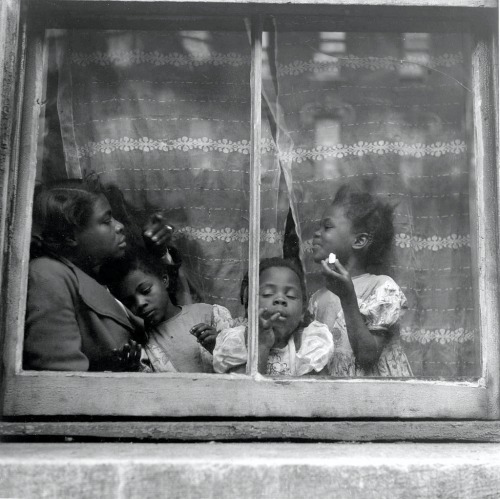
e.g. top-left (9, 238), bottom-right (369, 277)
top-left (0, 0), bottom-right (498, 430)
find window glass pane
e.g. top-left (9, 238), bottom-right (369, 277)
top-left (29, 25), bottom-right (253, 374)
top-left (262, 21), bottom-right (478, 379)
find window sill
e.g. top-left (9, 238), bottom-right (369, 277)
top-left (1, 442), bottom-right (500, 497)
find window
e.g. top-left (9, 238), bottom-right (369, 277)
top-left (0, 0), bottom-right (498, 434)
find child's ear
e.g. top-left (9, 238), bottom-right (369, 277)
top-left (353, 232), bottom-right (371, 250)
top-left (162, 274), bottom-right (170, 289)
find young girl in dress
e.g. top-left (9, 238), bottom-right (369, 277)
top-left (309, 184), bottom-right (412, 377)
top-left (213, 257), bottom-right (334, 376)
top-left (107, 248), bottom-right (233, 373)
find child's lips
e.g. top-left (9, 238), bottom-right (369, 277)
top-left (271, 309), bottom-right (288, 320)
top-left (143, 309), bottom-right (156, 321)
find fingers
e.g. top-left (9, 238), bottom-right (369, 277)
top-left (197, 330), bottom-right (217, 342)
top-left (143, 213), bottom-right (174, 242)
top-left (259, 308), bottom-right (277, 321)
top-left (259, 308), bottom-right (280, 329)
top-left (190, 324), bottom-right (218, 353)
top-left (320, 259), bottom-right (345, 278)
top-left (128, 340), bottom-right (142, 363)
top-left (144, 227), bottom-right (173, 246)
top-left (115, 340), bottom-right (141, 365)
top-left (190, 323), bottom-right (213, 338)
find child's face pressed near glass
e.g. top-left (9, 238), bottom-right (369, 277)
top-left (74, 195), bottom-right (126, 266)
top-left (259, 266), bottom-right (304, 337)
top-left (117, 269), bottom-right (169, 326)
top-left (312, 205), bottom-right (356, 264)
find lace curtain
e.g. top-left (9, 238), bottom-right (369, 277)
top-left (50, 22), bottom-right (477, 377)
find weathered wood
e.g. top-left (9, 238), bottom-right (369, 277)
top-left (2, 420), bottom-right (500, 441)
top-left (247, 16), bottom-right (262, 376)
top-left (2, 28), bottom-right (45, 383)
top-left (1, 372), bottom-right (490, 418)
top-left (470, 27), bottom-right (500, 418)
top-left (26, 0), bottom-right (495, 35)
top-left (0, 0), bottom-right (22, 416)
top-left (26, 0), bottom-right (500, 9)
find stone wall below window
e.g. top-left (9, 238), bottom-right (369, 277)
top-left (1, 442), bottom-right (500, 498)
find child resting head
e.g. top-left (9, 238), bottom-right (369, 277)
top-left (106, 248), bottom-right (224, 372)
top-left (107, 248), bottom-right (176, 328)
top-left (213, 257), bottom-right (333, 376)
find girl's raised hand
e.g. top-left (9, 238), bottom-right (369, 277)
top-left (320, 259), bottom-right (355, 300)
top-left (190, 323), bottom-right (219, 353)
top-left (143, 213), bottom-right (174, 256)
top-left (258, 308), bottom-right (279, 348)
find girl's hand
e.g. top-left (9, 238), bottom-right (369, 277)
top-left (190, 323), bottom-right (219, 354)
top-left (321, 259), bottom-right (356, 300)
top-left (143, 213), bottom-right (174, 256)
top-left (110, 339), bottom-right (142, 371)
top-left (258, 308), bottom-right (279, 348)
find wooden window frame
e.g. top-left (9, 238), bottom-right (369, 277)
top-left (0, 0), bottom-right (498, 440)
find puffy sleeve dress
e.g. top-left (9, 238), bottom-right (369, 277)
top-left (212, 320), bottom-right (334, 376)
top-left (309, 273), bottom-right (413, 377)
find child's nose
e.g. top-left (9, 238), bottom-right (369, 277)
top-left (273, 296), bottom-right (287, 306)
top-left (114, 218), bottom-right (124, 233)
top-left (136, 295), bottom-right (148, 311)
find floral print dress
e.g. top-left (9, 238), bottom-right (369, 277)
top-left (309, 273), bottom-right (413, 377)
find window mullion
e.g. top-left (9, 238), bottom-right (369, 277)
top-left (246, 15), bottom-right (263, 376)
top-left (470, 24), bottom-right (500, 418)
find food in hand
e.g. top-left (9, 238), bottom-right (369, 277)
top-left (328, 253), bottom-right (336, 264)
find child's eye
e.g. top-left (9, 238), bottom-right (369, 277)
top-left (139, 286), bottom-right (152, 294)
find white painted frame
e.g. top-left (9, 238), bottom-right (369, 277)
top-left (0, 0), bottom-right (498, 420)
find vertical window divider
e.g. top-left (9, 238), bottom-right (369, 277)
top-left (5, 22), bottom-right (44, 377)
top-left (470, 25), bottom-right (500, 417)
top-left (246, 15), bottom-right (263, 376)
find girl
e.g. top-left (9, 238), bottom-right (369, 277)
top-left (310, 184), bottom-right (412, 377)
top-left (107, 248), bottom-right (232, 373)
top-left (213, 257), bottom-right (333, 376)
top-left (24, 180), bottom-right (144, 371)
